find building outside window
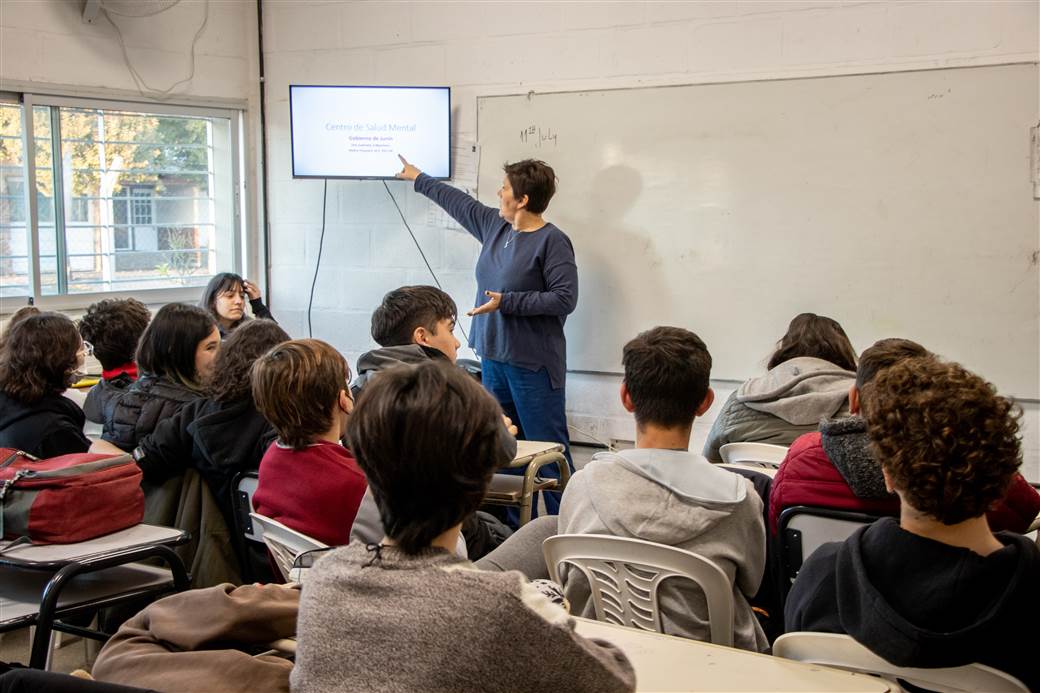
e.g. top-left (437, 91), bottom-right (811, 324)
top-left (0, 95), bottom-right (244, 308)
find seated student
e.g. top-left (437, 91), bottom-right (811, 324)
top-left (559, 327), bottom-right (768, 652)
top-left (770, 338), bottom-right (1040, 534)
top-left (351, 284), bottom-right (459, 396)
top-left (349, 285), bottom-right (511, 558)
top-left (200, 272), bottom-right (275, 338)
top-left (251, 339), bottom-right (367, 547)
top-left (123, 319), bottom-right (290, 527)
top-left (0, 312), bottom-right (91, 457)
top-left (78, 298), bottom-right (151, 424)
top-left (292, 361), bottom-right (634, 693)
top-left (785, 357), bottom-right (1040, 691)
top-left (101, 303), bottom-right (219, 451)
top-left (703, 313), bottom-right (857, 462)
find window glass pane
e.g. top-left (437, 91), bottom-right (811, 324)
top-left (58, 107), bottom-right (234, 294)
top-left (34, 106), bottom-right (60, 295)
top-left (0, 103), bottom-right (29, 299)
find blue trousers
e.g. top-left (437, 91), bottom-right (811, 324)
top-left (481, 358), bottom-right (573, 521)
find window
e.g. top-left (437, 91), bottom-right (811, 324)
top-left (0, 95), bottom-right (243, 306)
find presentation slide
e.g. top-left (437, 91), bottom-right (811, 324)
top-left (290, 86), bottom-right (451, 179)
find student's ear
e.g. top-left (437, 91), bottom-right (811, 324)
top-left (848, 385), bottom-right (860, 415)
top-left (339, 389), bottom-right (354, 415)
top-left (694, 388), bottom-right (715, 417)
top-left (412, 325), bottom-right (427, 347)
top-left (619, 382), bottom-right (636, 413)
top-left (881, 466), bottom-right (895, 494)
top-left (517, 194), bottom-right (529, 210)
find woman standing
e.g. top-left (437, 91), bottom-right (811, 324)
top-left (398, 156), bottom-right (577, 515)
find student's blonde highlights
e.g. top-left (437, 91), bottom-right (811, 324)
top-left (251, 339), bottom-right (350, 451)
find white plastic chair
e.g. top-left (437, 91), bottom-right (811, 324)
top-left (543, 534), bottom-right (734, 647)
top-left (773, 632), bottom-right (1029, 693)
top-left (719, 442), bottom-right (788, 469)
top-left (778, 506), bottom-right (879, 583)
top-left (249, 513), bottom-right (328, 582)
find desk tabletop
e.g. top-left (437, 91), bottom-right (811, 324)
top-left (512, 440), bottom-right (565, 464)
top-left (0, 524), bottom-right (188, 569)
top-left (573, 618), bottom-right (890, 692)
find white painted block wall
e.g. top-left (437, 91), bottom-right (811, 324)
top-left (263, 1), bottom-right (1040, 481)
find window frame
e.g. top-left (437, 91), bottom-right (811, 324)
top-left (6, 92), bottom-right (245, 312)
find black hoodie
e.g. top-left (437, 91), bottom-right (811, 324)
top-left (0, 391), bottom-right (90, 458)
top-left (133, 397), bottom-right (276, 526)
top-left (351, 344), bottom-right (449, 398)
top-left (785, 517), bottom-right (1039, 690)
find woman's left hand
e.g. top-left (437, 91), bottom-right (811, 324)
top-left (242, 280), bottom-right (262, 300)
top-left (468, 290), bottom-right (502, 316)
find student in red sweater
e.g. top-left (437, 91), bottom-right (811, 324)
top-left (251, 339), bottom-right (366, 546)
top-left (770, 338), bottom-right (1040, 535)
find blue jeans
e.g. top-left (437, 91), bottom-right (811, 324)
top-left (481, 359), bottom-right (573, 522)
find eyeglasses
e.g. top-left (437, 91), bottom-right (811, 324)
top-left (80, 341), bottom-right (94, 357)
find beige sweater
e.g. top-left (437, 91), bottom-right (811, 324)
top-left (92, 583), bottom-right (299, 693)
top-left (292, 542), bottom-right (636, 693)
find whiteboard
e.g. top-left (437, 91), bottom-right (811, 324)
top-left (477, 64), bottom-right (1040, 398)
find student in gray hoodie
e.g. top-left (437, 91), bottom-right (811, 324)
top-left (703, 312), bottom-right (858, 461)
top-left (559, 326), bottom-right (769, 652)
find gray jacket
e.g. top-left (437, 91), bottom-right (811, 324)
top-left (703, 357), bottom-right (855, 461)
top-left (557, 448), bottom-right (769, 652)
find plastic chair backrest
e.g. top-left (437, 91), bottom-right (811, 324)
top-left (719, 442), bottom-right (788, 469)
top-left (543, 534), bottom-right (735, 647)
top-left (249, 512), bottom-right (328, 581)
top-left (778, 506), bottom-right (879, 580)
top-left (235, 472), bottom-right (261, 541)
top-left (773, 632), bottom-right (1029, 693)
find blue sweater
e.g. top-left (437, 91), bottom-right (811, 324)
top-left (415, 174), bottom-right (578, 388)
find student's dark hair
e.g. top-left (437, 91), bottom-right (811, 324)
top-left (135, 303), bottom-right (216, 390)
top-left (347, 361), bottom-right (512, 554)
top-left (0, 312), bottom-right (81, 403)
top-left (208, 319), bottom-right (289, 403)
top-left (77, 298), bottom-right (151, 371)
top-left (767, 312), bottom-right (857, 372)
top-left (370, 285), bottom-right (457, 347)
top-left (503, 159), bottom-right (557, 214)
top-left (252, 339), bottom-right (351, 451)
top-left (622, 326), bottom-right (712, 428)
top-left (855, 338), bottom-right (931, 390)
top-left (199, 272), bottom-right (246, 326)
top-left (862, 357), bottom-right (1021, 525)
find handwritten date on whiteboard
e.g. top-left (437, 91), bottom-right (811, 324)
top-left (520, 125), bottom-right (558, 148)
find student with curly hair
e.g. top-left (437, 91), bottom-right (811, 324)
top-left (78, 298), bottom-right (152, 423)
top-left (770, 338), bottom-right (1040, 534)
top-left (0, 312), bottom-right (91, 457)
top-left (785, 357), bottom-right (1040, 690)
top-left (101, 303), bottom-right (219, 451)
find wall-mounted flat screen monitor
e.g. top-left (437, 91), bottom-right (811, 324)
top-left (290, 85), bottom-right (451, 179)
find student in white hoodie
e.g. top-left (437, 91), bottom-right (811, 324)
top-left (558, 326), bottom-right (769, 652)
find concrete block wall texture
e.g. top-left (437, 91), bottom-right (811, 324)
top-left (0, 0), bottom-right (253, 99)
top-left (262, 1), bottom-right (1039, 481)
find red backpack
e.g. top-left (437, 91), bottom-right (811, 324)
top-left (0, 449), bottom-right (144, 544)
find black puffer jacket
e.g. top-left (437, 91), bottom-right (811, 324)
top-left (101, 374), bottom-right (201, 452)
